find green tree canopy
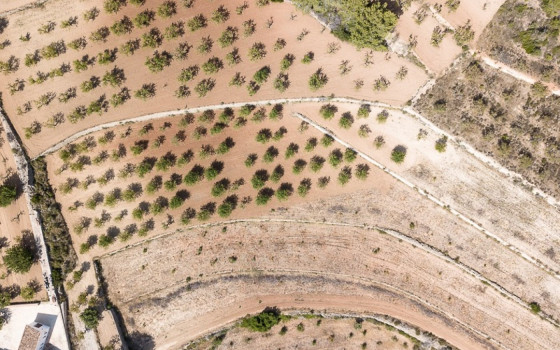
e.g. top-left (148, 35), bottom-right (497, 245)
top-left (4, 244), bottom-right (34, 273)
top-left (293, 0), bottom-right (397, 50)
top-left (0, 185), bottom-right (16, 207)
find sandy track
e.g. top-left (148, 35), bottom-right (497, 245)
top-left (178, 292), bottom-right (490, 350)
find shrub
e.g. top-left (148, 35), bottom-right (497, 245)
top-left (253, 66), bottom-right (271, 84)
top-left (169, 195), bottom-right (185, 209)
top-left (255, 129), bottom-right (272, 144)
top-left (158, 1), bottom-right (177, 18)
top-left (310, 156), bottom-right (325, 172)
top-left (276, 183), bottom-right (293, 201)
top-left (376, 110), bottom-right (389, 123)
top-left (251, 169), bottom-right (269, 189)
top-left (121, 39), bottom-right (141, 55)
top-left (391, 145), bottom-right (407, 163)
top-left (0, 184), bottom-right (16, 207)
top-left (338, 166), bottom-right (352, 185)
top-left (145, 51), bottom-right (173, 72)
top-left (90, 27), bottom-right (110, 43)
top-left (202, 57), bottom-right (223, 74)
top-left (197, 202), bottom-right (215, 221)
top-left (197, 36), bottom-right (213, 54)
top-left (111, 16), bottom-right (134, 35)
top-left (211, 179), bottom-right (230, 197)
top-left (357, 105), bottom-right (371, 118)
top-left (355, 163), bottom-right (370, 180)
top-left (453, 21), bottom-right (474, 46)
top-left (219, 26), bottom-right (239, 47)
top-left (188, 14), bottom-right (207, 31)
top-left (165, 21), bottom-right (185, 40)
top-left (134, 10), bottom-right (155, 27)
top-left (248, 42), bottom-right (267, 61)
top-left (321, 135), bottom-right (334, 147)
top-left (212, 5), bottom-right (230, 23)
top-left (301, 51), bottom-right (314, 64)
top-left (104, 0), bottom-right (126, 14)
top-left (435, 136), bottom-right (448, 152)
top-left (373, 76), bottom-right (390, 91)
top-left (216, 137), bottom-right (235, 154)
top-left (226, 48), bottom-right (242, 65)
top-left (205, 161), bottom-right (223, 180)
top-left (274, 38), bottom-right (286, 51)
top-left (263, 146), bottom-right (279, 163)
top-left (243, 19), bottom-right (256, 37)
top-left (41, 40), bottom-right (66, 59)
top-left (3, 244), bottom-right (33, 273)
top-left (218, 196), bottom-right (237, 218)
top-left (339, 112), bottom-right (354, 129)
top-left (245, 154), bottom-right (258, 167)
top-left (318, 176), bottom-right (330, 188)
top-left (194, 79), bottom-right (216, 97)
top-left (184, 165), bottom-right (204, 185)
top-left (256, 187), bottom-right (274, 205)
top-left (309, 69), bottom-right (328, 90)
top-left (181, 208), bottom-right (196, 225)
top-left (134, 83), bottom-right (156, 100)
top-left (273, 73), bottom-right (290, 92)
top-left (268, 165), bottom-right (284, 183)
top-left (80, 307), bottom-right (100, 329)
top-left (344, 148), bottom-right (357, 163)
top-left (83, 7), bottom-right (100, 21)
top-left (285, 143), bottom-right (299, 159)
top-left (297, 178), bottom-right (312, 197)
top-left (102, 67), bottom-right (125, 87)
top-left (292, 159), bottom-right (307, 174)
top-left (142, 28), bottom-right (163, 48)
top-left (178, 65), bottom-right (199, 83)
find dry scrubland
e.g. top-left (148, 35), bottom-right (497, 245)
top-left (0, 128), bottom-right (45, 303)
top-left (478, 0), bottom-right (560, 85)
top-left (0, 0), bottom-right (426, 157)
top-left (189, 315), bottom-right (433, 350)
top-left (415, 56), bottom-right (560, 199)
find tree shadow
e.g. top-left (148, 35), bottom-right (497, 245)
top-left (3, 172), bottom-right (23, 201)
top-left (127, 331), bottom-right (155, 350)
top-left (20, 230), bottom-right (39, 262)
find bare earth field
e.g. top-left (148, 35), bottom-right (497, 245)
top-left (0, 0), bottom-right (427, 157)
top-left (99, 220), bottom-right (559, 350)
top-left (0, 127), bottom-right (45, 302)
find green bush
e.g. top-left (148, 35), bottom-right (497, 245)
top-left (391, 145), bottom-right (407, 163)
top-left (293, 0), bottom-right (396, 50)
top-left (80, 307), bottom-right (100, 329)
top-left (240, 307), bottom-right (283, 332)
top-left (0, 184), bottom-right (16, 207)
top-left (4, 244), bottom-right (34, 273)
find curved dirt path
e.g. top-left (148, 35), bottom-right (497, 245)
top-left (159, 283), bottom-right (498, 350)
